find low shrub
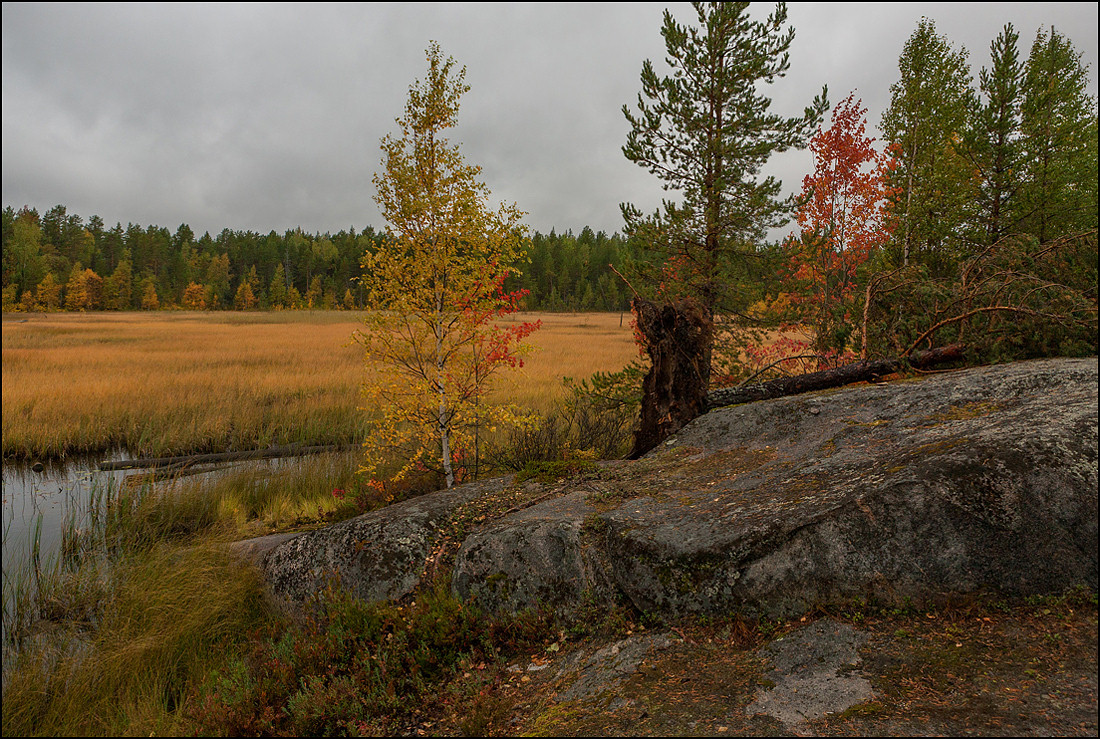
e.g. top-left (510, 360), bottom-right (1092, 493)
top-left (187, 577), bottom-right (554, 735)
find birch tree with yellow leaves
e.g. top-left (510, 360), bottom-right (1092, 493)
top-left (357, 42), bottom-right (538, 492)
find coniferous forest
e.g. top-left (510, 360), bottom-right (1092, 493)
top-left (1, 211), bottom-right (633, 313)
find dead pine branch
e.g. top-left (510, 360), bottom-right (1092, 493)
top-left (705, 344), bottom-right (966, 410)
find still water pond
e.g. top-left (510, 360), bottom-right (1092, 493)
top-left (2, 458), bottom-right (126, 576)
top-left (2, 454), bottom-right (294, 573)
top-left (2, 454), bottom-right (291, 645)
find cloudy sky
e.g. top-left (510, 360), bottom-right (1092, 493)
top-left (3, 3), bottom-right (1097, 239)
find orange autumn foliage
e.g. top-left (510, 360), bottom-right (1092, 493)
top-left (779, 93), bottom-right (899, 368)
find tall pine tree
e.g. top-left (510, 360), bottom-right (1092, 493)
top-left (621, 1), bottom-right (826, 385)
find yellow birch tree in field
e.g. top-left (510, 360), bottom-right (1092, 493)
top-left (358, 42), bottom-right (538, 491)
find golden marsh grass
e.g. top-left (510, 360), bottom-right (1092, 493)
top-left (2, 311), bottom-right (639, 461)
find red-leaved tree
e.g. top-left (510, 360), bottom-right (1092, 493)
top-left (780, 93), bottom-right (898, 368)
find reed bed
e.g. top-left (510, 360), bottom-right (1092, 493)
top-left (2, 311), bottom-right (639, 462)
top-left (2, 452), bottom-right (362, 734)
top-left (495, 311), bottom-right (640, 411)
top-left (2, 539), bottom-right (272, 737)
top-left (1, 308), bottom-right (799, 471)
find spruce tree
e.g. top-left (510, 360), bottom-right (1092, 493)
top-left (965, 23), bottom-right (1024, 246)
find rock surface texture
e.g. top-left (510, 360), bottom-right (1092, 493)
top-left (747, 619), bottom-right (872, 726)
top-left (259, 476), bottom-right (507, 606)
top-left (254, 357), bottom-right (1098, 617)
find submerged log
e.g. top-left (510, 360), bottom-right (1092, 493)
top-left (630, 297), bottom-right (714, 459)
top-left (705, 343), bottom-right (967, 410)
top-left (99, 443), bottom-right (355, 472)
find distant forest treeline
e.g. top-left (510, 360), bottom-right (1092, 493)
top-left (1, 207), bottom-right (635, 313)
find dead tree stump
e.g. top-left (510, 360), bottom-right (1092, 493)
top-left (630, 297), bottom-right (713, 459)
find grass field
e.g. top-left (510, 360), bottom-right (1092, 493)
top-left (1, 310), bottom-right (640, 461)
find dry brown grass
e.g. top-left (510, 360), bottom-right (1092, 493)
top-left (2, 311), bottom-right (365, 459)
top-left (2, 311), bottom-right (639, 461)
top-left (493, 311), bottom-right (640, 411)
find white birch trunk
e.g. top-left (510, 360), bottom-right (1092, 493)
top-left (435, 302), bottom-right (454, 489)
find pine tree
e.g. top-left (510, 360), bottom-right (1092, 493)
top-left (621, 1), bottom-right (826, 386)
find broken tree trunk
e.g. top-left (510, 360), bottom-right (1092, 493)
top-left (98, 443), bottom-right (355, 472)
top-left (705, 343), bottom-right (967, 410)
top-left (629, 297), bottom-right (714, 459)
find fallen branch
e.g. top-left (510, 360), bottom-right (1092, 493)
top-left (123, 461), bottom-right (249, 486)
top-left (99, 443), bottom-right (356, 472)
top-left (705, 344), bottom-right (966, 410)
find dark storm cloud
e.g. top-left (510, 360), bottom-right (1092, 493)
top-left (3, 3), bottom-right (1096, 238)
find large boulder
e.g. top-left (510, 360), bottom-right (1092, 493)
top-left (254, 357), bottom-right (1097, 618)
top-left (258, 476), bottom-right (509, 606)
top-left (451, 357), bottom-right (1097, 615)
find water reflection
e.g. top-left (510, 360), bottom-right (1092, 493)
top-left (2, 459), bottom-right (119, 575)
top-left (2, 454), bottom-right (269, 644)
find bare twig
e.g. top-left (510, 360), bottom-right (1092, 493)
top-left (609, 264), bottom-right (640, 299)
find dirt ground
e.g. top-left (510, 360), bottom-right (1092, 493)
top-left (410, 593), bottom-right (1097, 737)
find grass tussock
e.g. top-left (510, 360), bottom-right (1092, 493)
top-left (118, 449), bottom-right (370, 541)
top-left (2, 542), bottom-right (273, 737)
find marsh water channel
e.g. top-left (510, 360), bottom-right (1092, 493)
top-left (1, 452), bottom-right (301, 656)
top-left (4, 456), bottom-right (125, 580)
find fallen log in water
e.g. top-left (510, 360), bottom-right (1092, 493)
top-left (123, 461), bottom-right (256, 486)
top-left (99, 443), bottom-right (356, 472)
top-left (705, 344), bottom-right (967, 410)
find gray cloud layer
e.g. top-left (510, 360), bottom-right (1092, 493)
top-left (3, 3), bottom-right (1097, 237)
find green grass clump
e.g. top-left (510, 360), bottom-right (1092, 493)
top-left (2, 543), bottom-right (273, 737)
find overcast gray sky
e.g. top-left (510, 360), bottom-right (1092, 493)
top-left (3, 3), bottom-right (1097, 239)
